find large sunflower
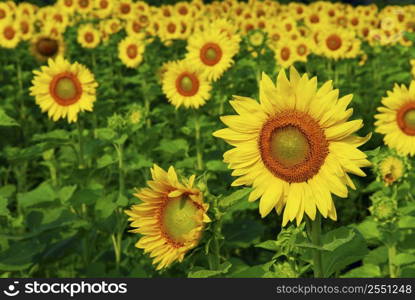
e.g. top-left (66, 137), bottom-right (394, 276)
top-left (213, 67), bottom-right (371, 226)
top-left (162, 59), bottom-right (211, 109)
top-left (30, 57), bottom-right (98, 123)
top-left (186, 26), bottom-right (239, 81)
top-left (118, 36), bottom-right (145, 68)
top-left (375, 81), bottom-right (415, 156)
top-left (125, 165), bottom-right (210, 270)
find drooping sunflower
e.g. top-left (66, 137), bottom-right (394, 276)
top-left (375, 81), bottom-right (415, 156)
top-left (77, 24), bottom-right (101, 49)
top-left (118, 36), bottom-right (145, 68)
top-left (125, 165), bottom-right (210, 270)
top-left (30, 33), bottom-right (65, 62)
top-left (213, 67), bottom-right (371, 226)
top-left (186, 26), bottom-right (239, 81)
top-left (162, 59), bottom-right (211, 109)
top-left (0, 21), bottom-right (20, 49)
top-left (30, 56), bottom-right (98, 123)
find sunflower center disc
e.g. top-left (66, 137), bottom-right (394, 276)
top-left (180, 76), bottom-right (193, 92)
top-left (4, 27), bottom-right (15, 40)
top-left (121, 4), bottom-right (130, 14)
top-left (126, 44), bottom-right (137, 59)
top-left (36, 38), bottom-right (59, 56)
top-left (200, 43), bottom-right (222, 66)
top-left (403, 109), bottom-right (415, 131)
top-left (270, 126), bottom-right (310, 168)
top-left (55, 78), bottom-right (78, 100)
top-left (85, 32), bottom-right (94, 43)
top-left (21, 22), bottom-right (29, 34)
top-left (162, 197), bottom-right (200, 244)
top-left (0, 10), bottom-right (5, 19)
top-left (79, 0), bottom-right (88, 8)
top-left (100, 0), bottom-right (108, 9)
top-left (259, 111), bottom-right (329, 183)
top-left (281, 47), bottom-right (290, 60)
top-left (326, 34), bottom-right (342, 51)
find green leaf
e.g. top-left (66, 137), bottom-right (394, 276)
top-left (354, 219), bottom-right (381, 242)
top-left (206, 160), bottom-right (228, 171)
top-left (157, 138), bottom-right (188, 155)
top-left (363, 246), bottom-right (388, 265)
top-left (0, 240), bottom-right (45, 271)
top-left (96, 128), bottom-right (116, 141)
top-left (321, 227), bottom-right (369, 277)
top-left (398, 216), bottom-right (415, 229)
top-left (69, 188), bottom-right (101, 206)
top-left (255, 240), bottom-right (279, 251)
top-left (58, 185), bottom-right (77, 204)
top-left (17, 182), bottom-right (57, 208)
top-left (219, 188), bottom-right (252, 209)
top-left (395, 253), bottom-right (415, 267)
top-left (0, 196), bottom-right (9, 216)
top-left (0, 109), bottom-right (19, 127)
top-left (341, 264), bottom-right (381, 278)
top-left (188, 262), bottom-right (232, 278)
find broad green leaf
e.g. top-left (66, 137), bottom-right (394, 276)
top-left (0, 109), bottom-right (19, 127)
top-left (219, 188), bottom-right (252, 209)
top-left (398, 216), bottom-right (415, 229)
top-left (363, 246), bottom-right (388, 265)
top-left (0, 196), bottom-right (9, 216)
top-left (188, 262), bottom-right (232, 278)
top-left (341, 264), bottom-right (381, 278)
top-left (321, 227), bottom-right (369, 277)
top-left (255, 240), bottom-right (279, 251)
top-left (354, 219), bottom-right (381, 241)
top-left (395, 253), bottom-right (415, 267)
top-left (58, 185), bottom-right (77, 204)
top-left (17, 182), bottom-right (57, 208)
top-left (0, 240), bottom-right (45, 271)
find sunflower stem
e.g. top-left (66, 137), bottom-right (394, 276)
top-left (77, 120), bottom-right (86, 169)
top-left (387, 243), bottom-right (398, 278)
top-left (307, 214), bottom-right (324, 278)
top-left (111, 233), bottom-right (122, 272)
top-left (193, 111), bottom-right (203, 170)
top-left (114, 142), bottom-right (125, 202)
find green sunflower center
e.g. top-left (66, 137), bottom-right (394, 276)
top-left (162, 197), bottom-right (200, 243)
top-left (55, 78), bottom-right (78, 100)
top-left (200, 42), bottom-right (222, 66)
top-left (403, 109), bottom-right (415, 131)
top-left (206, 48), bottom-right (218, 60)
top-left (180, 76), bottom-right (193, 92)
top-left (270, 126), bottom-right (310, 168)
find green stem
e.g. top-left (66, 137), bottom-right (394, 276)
top-left (77, 120), bottom-right (85, 169)
top-left (193, 111), bottom-right (203, 170)
top-left (144, 96), bottom-right (151, 129)
top-left (115, 143), bottom-right (125, 201)
top-left (388, 244), bottom-right (398, 278)
top-left (307, 214), bottom-right (323, 278)
top-left (111, 233), bottom-right (122, 272)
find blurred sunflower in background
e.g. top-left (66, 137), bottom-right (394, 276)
top-left (186, 26), bottom-right (239, 81)
top-left (162, 60), bottom-right (211, 109)
top-left (214, 67), bottom-right (371, 226)
top-left (375, 82), bottom-right (415, 156)
top-left (30, 57), bottom-right (98, 123)
top-left (77, 24), bottom-right (101, 49)
top-left (0, 21), bottom-right (20, 49)
top-left (30, 33), bottom-right (65, 62)
top-left (125, 165), bottom-right (210, 270)
top-left (118, 36), bottom-right (145, 68)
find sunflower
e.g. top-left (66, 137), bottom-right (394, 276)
top-left (273, 39), bottom-right (297, 69)
top-left (16, 15), bottom-right (34, 41)
top-left (319, 28), bottom-right (353, 60)
top-left (94, 0), bottom-right (114, 19)
top-left (75, 0), bottom-right (94, 14)
top-left (293, 38), bottom-right (311, 63)
top-left (379, 156), bottom-right (405, 186)
top-left (0, 21), bottom-right (20, 49)
top-left (213, 67), bottom-right (371, 226)
top-left (57, 0), bottom-right (76, 14)
top-left (0, 2), bottom-right (12, 22)
top-left (30, 33), bottom-right (65, 62)
top-left (116, 0), bottom-right (134, 20)
top-left (162, 60), bottom-right (211, 109)
top-left (30, 56), bottom-right (98, 123)
top-left (375, 81), bottom-right (415, 156)
top-left (125, 165), bottom-right (210, 270)
top-left (186, 26), bottom-right (239, 81)
top-left (118, 36), bottom-right (145, 68)
top-left (77, 24), bottom-right (101, 49)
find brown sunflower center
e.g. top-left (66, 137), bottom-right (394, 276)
top-left (167, 23), bottom-right (176, 33)
top-left (78, 0), bottom-right (89, 8)
top-left (281, 47), bottom-right (290, 60)
top-left (297, 44), bottom-right (307, 56)
top-left (84, 32), bottom-right (94, 43)
top-left (176, 72), bottom-right (199, 97)
top-left (326, 34), bottom-right (342, 51)
top-left (310, 15), bottom-right (319, 23)
top-left (259, 110), bottom-right (329, 183)
top-left (21, 21), bottom-right (29, 34)
top-left (132, 22), bottom-right (141, 32)
top-left (100, 0), bottom-right (108, 9)
top-left (120, 3), bottom-right (130, 14)
top-left (49, 73), bottom-right (83, 106)
top-left (36, 38), bottom-right (59, 57)
top-left (64, 0), bottom-right (73, 6)
top-left (200, 42), bottom-right (223, 66)
top-left (397, 102), bottom-right (415, 135)
top-left (126, 44), bottom-right (137, 59)
top-left (161, 196), bottom-right (201, 244)
top-left (0, 9), bottom-right (5, 19)
top-left (4, 26), bottom-right (15, 40)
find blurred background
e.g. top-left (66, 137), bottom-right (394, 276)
top-left (9, 0), bottom-right (415, 8)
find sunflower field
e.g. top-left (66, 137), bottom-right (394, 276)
top-left (1, 0), bottom-right (415, 279)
